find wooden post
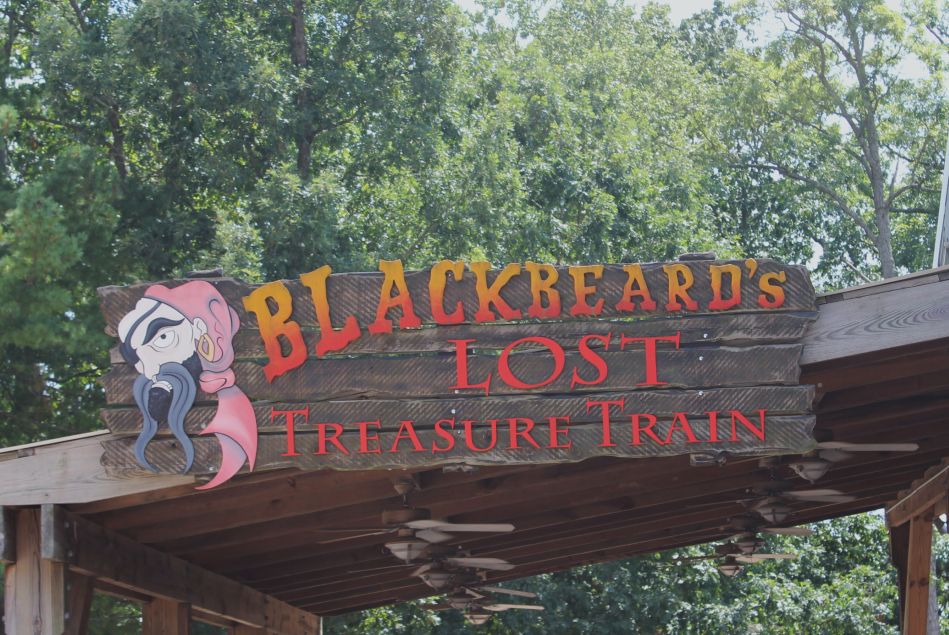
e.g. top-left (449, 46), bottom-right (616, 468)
top-left (143, 598), bottom-right (191, 635)
top-left (231, 626), bottom-right (267, 635)
top-left (902, 507), bottom-right (935, 635)
top-left (64, 572), bottom-right (95, 635)
top-left (2, 509), bottom-right (66, 635)
top-left (889, 521), bottom-right (909, 627)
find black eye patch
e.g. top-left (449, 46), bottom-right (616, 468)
top-left (143, 317), bottom-right (185, 346)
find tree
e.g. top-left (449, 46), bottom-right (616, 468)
top-left (325, 513), bottom-right (948, 634)
top-left (723, 0), bottom-right (947, 280)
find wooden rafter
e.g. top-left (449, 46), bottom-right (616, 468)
top-left (886, 459), bottom-right (949, 527)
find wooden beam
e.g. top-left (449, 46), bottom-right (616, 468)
top-left (889, 521), bottom-right (910, 630)
top-left (902, 508), bottom-right (935, 635)
top-left (65, 572), bottom-right (95, 635)
top-left (0, 431), bottom-right (192, 505)
top-left (143, 598), bottom-right (191, 635)
top-left (887, 462), bottom-right (949, 527)
top-left (803, 273), bottom-right (949, 366)
top-left (231, 626), bottom-right (267, 635)
top-left (46, 507), bottom-right (320, 635)
top-left (3, 509), bottom-right (66, 635)
top-left (0, 506), bottom-right (16, 563)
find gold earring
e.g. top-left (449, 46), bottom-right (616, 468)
top-left (198, 333), bottom-right (215, 361)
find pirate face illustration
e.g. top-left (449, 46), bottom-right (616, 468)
top-left (117, 281), bottom-right (257, 489)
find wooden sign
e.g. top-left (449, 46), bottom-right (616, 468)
top-left (98, 257), bottom-right (818, 489)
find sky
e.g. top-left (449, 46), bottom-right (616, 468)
top-left (454, 0), bottom-right (931, 79)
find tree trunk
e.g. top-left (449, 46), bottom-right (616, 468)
top-left (107, 105), bottom-right (128, 180)
top-left (291, 0), bottom-right (312, 180)
top-left (876, 210), bottom-right (896, 279)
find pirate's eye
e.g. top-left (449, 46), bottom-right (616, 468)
top-left (150, 329), bottom-right (178, 350)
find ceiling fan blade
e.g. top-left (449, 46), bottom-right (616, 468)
top-left (416, 528), bottom-right (455, 544)
top-left (406, 520), bottom-right (516, 533)
top-left (483, 603), bottom-right (545, 611)
top-left (348, 563), bottom-right (415, 574)
top-left (815, 442), bottom-right (918, 452)
top-left (445, 557), bottom-right (515, 571)
top-left (312, 527), bottom-right (388, 534)
top-left (763, 526), bottom-right (814, 536)
top-left (735, 553), bottom-right (796, 563)
top-left (817, 449), bottom-right (854, 462)
top-left (461, 587), bottom-right (487, 599)
top-left (411, 563), bottom-right (433, 577)
top-left (670, 555), bottom-right (719, 564)
top-left (476, 586), bottom-right (537, 598)
top-left (786, 488), bottom-right (846, 497)
top-left (793, 494), bottom-right (857, 503)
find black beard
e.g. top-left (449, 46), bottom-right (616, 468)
top-left (147, 353), bottom-right (202, 423)
top-left (132, 357), bottom-right (199, 474)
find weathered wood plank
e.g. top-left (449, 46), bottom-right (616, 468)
top-left (0, 506), bottom-right (15, 563)
top-left (3, 509), bottom-right (66, 635)
top-left (52, 508), bottom-right (320, 634)
top-left (802, 279), bottom-right (949, 366)
top-left (102, 343), bottom-right (805, 404)
top-left (102, 414), bottom-right (816, 475)
top-left (107, 312), bottom-right (814, 363)
top-left (0, 431), bottom-right (193, 505)
top-left (98, 259), bottom-right (816, 334)
top-left (143, 598), bottom-right (191, 635)
top-left (903, 508), bottom-right (936, 635)
top-left (64, 572), bottom-right (95, 635)
top-left (102, 384), bottom-right (815, 437)
top-left (887, 462), bottom-right (949, 527)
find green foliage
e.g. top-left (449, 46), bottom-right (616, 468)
top-left (327, 514), bottom-right (949, 634)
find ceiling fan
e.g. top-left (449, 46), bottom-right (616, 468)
top-left (744, 479), bottom-right (855, 523)
top-left (428, 585), bottom-right (544, 624)
top-left (347, 548), bottom-right (516, 590)
top-left (314, 506), bottom-right (515, 561)
top-left (722, 513), bottom-right (814, 538)
top-left (685, 479), bottom-right (855, 523)
top-left (669, 541), bottom-right (796, 576)
top-left (716, 514), bottom-right (813, 554)
top-left (786, 441), bottom-right (919, 483)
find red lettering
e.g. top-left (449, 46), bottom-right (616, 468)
top-left (300, 266), bottom-right (362, 356)
top-left (242, 282), bottom-right (306, 381)
top-left (390, 420), bottom-right (425, 452)
top-left (369, 260), bottom-right (423, 334)
top-left (707, 411), bottom-right (720, 442)
top-left (568, 265), bottom-right (605, 316)
top-left (433, 419), bottom-right (456, 453)
top-left (547, 416), bottom-right (572, 449)
top-left (507, 418), bottom-right (541, 450)
top-left (272, 407), bottom-right (308, 457)
top-left (620, 332), bottom-right (681, 386)
top-left (449, 339), bottom-right (492, 395)
top-left (571, 334), bottom-right (610, 389)
top-left (587, 398), bottom-right (624, 447)
top-left (355, 420), bottom-right (382, 454)
top-left (709, 264), bottom-right (742, 311)
top-left (470, 262), bottom-right (523, 322)
top-left (429, 260), bottom-right (465, 324)
top-left (664, 412), bottom-right (699, 444)
top-left (315, 423), bottom-right (349, 455)
top-left (498, 336), bottom-right (565, 390)
top-left (464, 419), bottom-right (498, 452)
top-left (631, 413), bottom-right (665, 445)
top-left (730, 410), bottom-right (767, 442)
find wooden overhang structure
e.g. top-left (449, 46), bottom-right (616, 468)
top-left (1, 265), bottom-right (948, 634)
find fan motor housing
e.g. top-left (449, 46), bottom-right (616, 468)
top-left (383, 507), bottom-right (431, 525)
